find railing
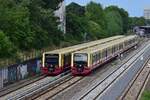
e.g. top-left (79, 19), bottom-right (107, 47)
top-left (0, 47), bottom-right (57, 68)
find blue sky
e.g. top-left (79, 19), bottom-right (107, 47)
top-left (65, 0), bottom-right (150, 17)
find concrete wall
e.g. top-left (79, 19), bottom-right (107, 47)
top-left (0, 69), bottom-right (3, 89)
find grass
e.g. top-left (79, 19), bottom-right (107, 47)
top-left (141, 90), bottom-right (150, 100)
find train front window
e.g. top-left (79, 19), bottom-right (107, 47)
top-left (45, 54), bottom-right (59, 67)
top-left (74, 53), bottom-right (88, 66)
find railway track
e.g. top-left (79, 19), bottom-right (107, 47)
top-left (0, 71), bottom-right (71, 100)
top-left (119, 59), bottom-right (150, 100)
top-left (29, 43), bottom-right (141, 100)
top-left (71, 41), bottom-right (150, 100)
top-left (32, 76), bottom-right (84, 100)
top-left (0, 75), bottom-right (46, 97)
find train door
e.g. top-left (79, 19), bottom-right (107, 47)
top-left (105, 49), bottom-right (108, 59)
top-left (63, 53), bottom-right (71, 70)
top-left (102, 49), bottom-right (107, 61)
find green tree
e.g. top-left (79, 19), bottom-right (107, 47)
top-left (0, 0), bottom-right (33, 50)
top-left (105, 6), bottom-right (129, 33)
top-left (86, 1), bottom-right (106, 29)
top-left (86, 21), bottom-right (107, 40)
top-left (0, 0), bottom-right (63, 56)
top-left (66, 2), bottom-right (85, 16)
top-left (66, 3), bottom-right (87, 42)
top-left (105, 9), bottom-right (123, 35)
top-left (0, 31), bottom-right (16, 58)
top-left (28, 0), bottom-right (63, 49)
top-left (66, 13), bottom-right (86, 41)
top-left (42, 0), bottom-right (63, 10)
top-left (128, 17), bottom-right (146, 28)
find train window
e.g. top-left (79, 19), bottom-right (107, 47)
top-left (107, 48), bottom-right (111, 56)
top-left (95, 53), bottom-right (98, 62)
top-left (114, 45), bottom-right (117, 53)
top-left (129, 40), bottom-right (132, 44)
top-left (110, 47), bottom-right (112, 55)
top-left (130, 40), bottom-right (132, 43)
top-left (119, 44), bottom-right (123, 50)
top-left (107, 48), bottom-right (109, 55)
top-left (98, 52), bottom-right (100, 60)
top-left (102, 50), bottom-right (105, 58)
top-left (94, 54), bottom-right (96, 63)
top-left (74, 53), bottom-right (88, 64)
top-left (126, 41), bottom-right (128, 46)
top-left (121, 43), bottom-right (123, 49)
top-left (112, 46), bottom-right (114, 54)
top-left (74, 53), bottom-right (88, 61)
top-left (92, 54), bottom-right (94, 64)
top-left (106, 49), bottom-right (107, 57)
top-left (95, 52), bottom-right (100, 62)
top-left (92, 53), bottom-right (98, 64)
top-left (115, 45), bottom-right (117, 52)
top-left (45, 54), bottom-right (59, 66)
top-left (102, 49), bottom-right (107, 58)
top-left (125, 41), bottom-right (128, 46)
top-left (115, 45), bottom-right (117, 51)
top-left (128, 40), bottom-right (131, 45)
top-left (99, 52), bottom-right (101, 59)
top-left (111, 47), bottom-right (113, 54)
top-left (116, 45), bottom-right (119, 51)
top-left (133, 39), bottom-right (135, 43)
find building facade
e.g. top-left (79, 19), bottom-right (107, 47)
top-left (54, 1), bottom-right (66, 34)
top-left (144, 8), bottom-right (150, 20)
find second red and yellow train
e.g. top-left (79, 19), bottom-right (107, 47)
top-left (71, 35), bottom-right (138, 75)
top-left (41, 35), bottom-right (138, 76)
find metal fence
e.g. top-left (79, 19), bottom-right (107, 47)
top-left (0, 46), bottom-right (59, 68)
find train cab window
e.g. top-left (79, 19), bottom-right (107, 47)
top-left (45, 54), bottom-right (59, 67)
top-left (74, 53), bottom-right (88, 66)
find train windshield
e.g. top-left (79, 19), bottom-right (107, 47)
top-left (45, 54), bottom-right (59, 66)
top-left (74, 53), bottom-right (88, 64)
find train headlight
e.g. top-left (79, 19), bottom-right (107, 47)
top-left (50, 64), bottom-right (53, 67)
top-left (73, 64), bottom-right (77, 67)
top-left (55, 65), bottom-right (59, 68)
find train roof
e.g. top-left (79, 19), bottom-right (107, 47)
top-left (44, 35), bottom-right (124, 54)
top-left (139, 26), bottom-right (150, 28)
top-left (73, 35), bottom-right (137, 54)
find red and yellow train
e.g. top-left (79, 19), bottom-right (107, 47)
top-left (41, 36), bottom-right (124, 75)
top-left (71, 35), bottom-right (138, 75)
